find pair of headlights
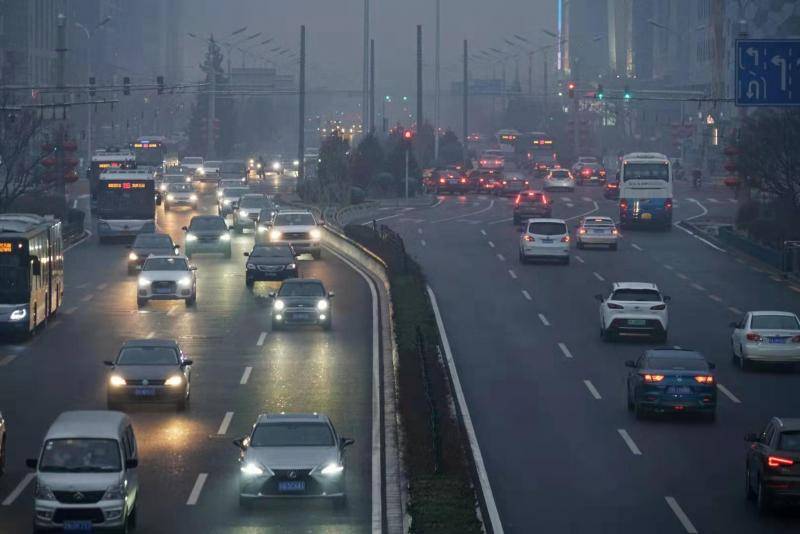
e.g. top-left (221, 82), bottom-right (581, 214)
top-left (138, 277), bottom-right (191, 288)
top-left (269, 228), bottom-right (321, 242)
top-left (240, 462), bottom-right (342, 477)
top-left (109, 374), bottom-right (183, 387)
top-left (186, 233), bottom-right (230, 242)
top-left (273, 299), bottom-right (328, 311)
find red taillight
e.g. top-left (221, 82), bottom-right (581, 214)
top-left (768, 456), bottom-right (795, 468)
top-left (746, 332), bottom-right (762, 342)
top-left (650, 304), bottom-right (666, 310)
top-left (643, 374), bottom-right (665, 383)
top-left (578, 228), bottom-right (587, 235)
top-left (523, 235), bottom-right (534, 242)
top-left (439, 177), bottom-right (446, 184)
top-left (620, 200), bottom-right (628, 210)
top-left (514, 195), bottom-right (522, 205)
top-left (524, 181), bottom-right (529, 186)
top-left (665, 199), bottom-right (673, 210)
top-left (607, 303), bottom-right (623, 309)
top-left (460, 178), bottom-right (467, 184)
top-left (541, 196), bottom-right (548, 205)
top-left (608, 183), bottom-right (618, 189)
top-left (694, 375), bottom-right (714, 384)
top-left (600, 170), bottom-right (606, 176)
top-left (561, 235), bottom-right (570, 243)
top-left (480, 160), bottom-right (487, 166)
top-left (582, 168), bottom-right (590, 176)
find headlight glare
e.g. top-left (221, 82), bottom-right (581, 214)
top-left (190, 194), bottom-right (198, 201)
top-left (166, 194), bottom-right (175, 201)
top-left (178, 277), bottom-right (191, 288)
top-left (164, 375), bottom-right (183, 387)
top-left (273, 299), bottom-right (285, 311)
top-left (240, 462), bottom-right (264, 476)
top-left (109, 374), bottom-right (126, 387)
top-left (224, 199), bottom-right (232, 205)
top-left (137, 277), bottom-right (150, 288)
top-left (257, 225), bottom-right (267, 233)
top-left (220, 233), bottom-right (231, 241)
top-left (309, 228), bottom-right (322, 241)
top-left (269, 230), bottom-right (282, 242)
top-left (317, 299), bottom-right (329, 311)
top-left (128, 252), bottom-right (138, 261)
top-left (185, 233), bottom-right (198, 242)
top-left (320, 463), bottom-right (344, 476)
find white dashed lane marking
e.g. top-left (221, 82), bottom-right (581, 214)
top-left (508, 269), bottom-right (517, 279)
top-left (421, 240), bottom-right (427, 247)
top-left (665, 496), bottom-right (698, 534)
top-left (256, 332), bottom-right (267, 346)
top-left (217, 412), bottom-right (234, 435)
top-left (558, 343), bottom-right (573, 359)
top-left (64, 307), bottom-right (78, 315)
top-left (480, 229), bottom-right (487, 236)
top-left (240, 366), bottom-right (252, 385)
top-left (0, 355), bottom-right (17, 366)
top-left (717, 384), bottom-right (741, 404)
top-left (593, 272), bottom-right (605, 281)
top-left (521, 290), bottom-right (532, 301)
top-left (538, 313), bottom-right (550, 326)
top-left (574, 255), bottom-right (585, 264)
top-left (617, 429), bottom-right (642, 456)
top-left (81, 293), bottom-right (94, 302)
top-left (488, 241), bottom-right (495, 248)
top-left (664, 264), bottom-right (674, 270)
top-left (497, 253), bottom-right (505, 262)
top-left (691, 283), bottom-right (706, 291)
top-left (631, 243), bottom-right (643, 251)
top-left (583, 380), bottom-right (602, 400)
top-left (186, 474), bottom-right (208, 506)
top-left (676, 273), bottom-right (688, 280)
top-left (2, 473), bottom-right (36, 506)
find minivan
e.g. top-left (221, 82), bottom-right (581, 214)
top-left (27, 411), bottom-right (138, 533)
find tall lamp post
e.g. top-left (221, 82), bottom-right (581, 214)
top-left (75, 16), bottom-right (111, 168)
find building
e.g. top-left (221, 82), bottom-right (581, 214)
top-left (0, 0), bottom-right (59, 86)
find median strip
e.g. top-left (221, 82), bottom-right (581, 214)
top-left (617, 429), bottom-right (642, 456)
top-left (664, 496), bottom-right (698, 533)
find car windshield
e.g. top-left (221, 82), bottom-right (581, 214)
top-left (612, 289), bottom-right (661, 302)
top-left (528, 222), bottom-right (566, 235)
top-left (118, 346), bottom-right (179, 365)
top-left (779, 431), bottom-right (800, 452)
top-left (204, 161), bottom-right (221, 168)
top-left (645, 356), bottom-right (708, 371)
top-left (278, 282), bottom-right (325, 297)
top-left (251, 246), bottom-right (292, 258)
top-left (239, 196), bottom-right (267, 208)
top-left (133, 234), bottom-right (172, 248)
top-left (142, 257), bottom-right (188, 271)
top-left (250, 422), bottom-right (334, 447)
top-left (751, 315), bottom-right (800, 330)
top-left (550, 171), bottom-right (571, 178)
top-left (623, 162), bottom-right (669, 181)
top-left (190, 218), bottom-right (226, 231)
top-left (167, 183), bottom-right (193, 192)
top-left (40, 439), bottom-right (121, 473)
top-left (584, 218), bottom-right (614, 227)
top-left (224, 188), bottom-right (249, 198)
top-left (164, 175), bottom-right (187, 183)
top-left (274, 213), bottom-right (316, 226)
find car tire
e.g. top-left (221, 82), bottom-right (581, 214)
top-left (745, 466), bottom-right (756, 501)
top-left (136, 298), bottom-right (147, 308)
top-left (756, 478), bottom-right (771, 514)
top-left (185, 293), bottom-right (196, 306)
top-left (127, 503), bottom-right (137, 529)
top-left (626, 390), bottom-right (634, 412)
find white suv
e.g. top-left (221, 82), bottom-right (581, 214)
top-left (596, 282), bottom-right (670, 342)
top-left (267, 210), bottom-right (322, 259)
top-left (518, 218), bottom-right (570, 264)
top-left (137, 255), bottom-right (197, 307)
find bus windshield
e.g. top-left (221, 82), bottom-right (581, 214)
top-left (133, 145), bottom-right (164, 167)
top-left (623, 163), bottom-right (669, 182)
top-left (0, 249), bottom-right (29, 304)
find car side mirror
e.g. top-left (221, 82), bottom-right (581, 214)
top-left (663, 296), bottom-right (671, 302)
top-left (594, 294), bottom-right (604, 302)
top-left (729, 321), bottom-right (739, 328)
top-left (182, 359), bottom-right (194, 366)
top-left (340, 437), bottom-right (355, 448)
top-left (190, 265), bottom-right (197, 271)
top-left (181, 226), bottom-right (188, 232)
top-left (125, 459), bottom-right (138, 469)
top-left (708, 362), bottom-right (716, 370)
top-left (232, 438), bottom-right (246, 450)
top-left (26, 458), bottom-right (37, 469)
top-left (103, 360), bottom-right (115, 367)
top-left (268, 292), bottom-right (276, 299)
top-left (328, 291), bottom-right (335, 298)
top-left (624, 360), bottom-right (636, 368)
top-left (243, 252), bottom-right (250, 257)
top-left (31, 256), bottom-right (41, 276)
top-left (744, 432), bottom-right (758, 443)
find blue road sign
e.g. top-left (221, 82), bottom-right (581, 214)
top-left (736, 39), bottom-right (800, 106)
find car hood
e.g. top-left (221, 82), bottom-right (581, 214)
top-left (244, 446), bottom-right (338, 470)
top-left (132, 246), bottom-right (174, 257)
top-left (113, 365), bottom-right (181, 380)
top-left (188, 230), bottom-right (226, 238)
top-left (248, 257), bottom-right (294, 267)
top-left (167, 191), bottom-right (194, 197)
top-left (38, 471), bottom-right (122, 492)
top-left (276, 296), bottom-right (322, 307)
top-left (139, 271), bottom-right (191, 282)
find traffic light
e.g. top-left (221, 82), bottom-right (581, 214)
top-left (596, 84), bottom-right (604, 100)
top-left (567, 81), bottom-right (576, 98)
top-left (624, 85), bottom-right (631, 101)
top-left (156, 76), bottom-right (164, 95)
top-left (89, 77), bottom-right (96, 97)
top-left (403, 129), bottom-right (413, 140)
top-left (123, 76), bottom-right (130, 96)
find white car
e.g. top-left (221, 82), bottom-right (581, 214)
top-left (180, 156), bottom-right (204, 174)
top-left (576, 216), bottom-right (619, 250)
top-left (596, 282), bottom-right (670, 342)
top-left (519, 218), bottom-right (570, 264)
top-left (267, 210), bottom-right (322, 259)
top-left (163, 182), bottom-right (198, 211)
top-left (730, 311), bottom-right (800, 370)
top-left (543, 169), bottom-right (576, 192)
top-left (137, 255), bottom-right (197, 307)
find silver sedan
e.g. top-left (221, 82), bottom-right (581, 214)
top-left (730, 311), bottom-right (800, 369)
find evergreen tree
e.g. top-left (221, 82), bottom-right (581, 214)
top-left (187, 36), bottom-right (235, 158)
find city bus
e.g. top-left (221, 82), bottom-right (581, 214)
top-left (0, 214), bottom-right (63, 336)
top-left (618, 152), bottom-right (673, 230)
top-left (131, 136), bottom-right (169, 168)
top-left (495, 129), bottom-right (519, 155)
top-left (96, 170), bottom-right (156, 242)
top-left (517, 132), bottom-right (557, 175)
top-left (88, 149), bottom-right (136, 203)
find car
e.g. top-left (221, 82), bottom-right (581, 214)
top-left (218, 185), bottom-right (250, 216)
top-left (0, 411), bottom-right (5, 476)
top-left (270, 278), bottom-right (333, 330)
top-left (202, 160), bottom-right (222, 176)
top-left (576, 216), bottom-right (619, 250)
top-left (232, 194), bottom-right (273, 233)
top-left (163, 182), bottom-right (198, 211)
top-left (137, 255), bottom-right (197, 307)
top-left (244, 245), bottom-right (298, 286)
top-left (27, 411), bottom-right (139, 533)
top-left (183, 215), bottom-right (232, 258)
top-left (518, 218), bottom-right (570, 264)
top-left (180, 156), bottom-right (204, 174)
top-left (596, 282), bottom-right (670, 342)
top-left (604, 179), bottom-right (620, 199)
top-left (513, 190), bottom-right (551, 224)
top-left (105, 339), bottom-right (192, 410)
top-left (745, 417), bottom-right (800, 512)
top-left (577, 163), bottom-right (607, 185)
top-left (234, 413), bottom-right (354, 506)
top-left (126, 232), bottom-right (179, 274)
top-left (478, 151), bottom-right (505, 170)
top-left (729, 311), bottom-right (800, 370)
top-left (571, 156), bottom-right (599, 175)
top-left (159, 173), bottom-right (192, 194)
top-left (254, 206), bottom-right (279, 244)
top-left (266, 210), bottom-right (322, 259)
top-left (218, 160), bottom-right (248, 181)
top-left (495, 173), bottom-right (529, 196)
top-left (432, 169), bottom-right (470, 194)
top-left (543, 169), bottom-right (576, 192)
top-left (625, 349), bottom-right (717, 421)
top-left (468, 169), bottom-right (503, 193)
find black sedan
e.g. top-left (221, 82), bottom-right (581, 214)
top-left (104, 339), bottom-right (192, 410)
top-left (270, 278), bottom-right (334, 330)
top-left (625, 349), bottom-right (717, 421)
top-left (745, 417), bottom-right (800, 513)
top-left (244, 244), bottom-right (298, 286)
top-left (126, 232), bottom-right (179, 274)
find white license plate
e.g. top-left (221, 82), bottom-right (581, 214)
top-left (628, 319), bottom-right (646, 326)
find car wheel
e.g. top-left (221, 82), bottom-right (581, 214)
top-left (745, 466), bottom-right (756, 501)
top-left (185, 294), bottom-right (196, 306)
top-left (127, 503), bottom-right (137, 528)
top-left (245, 278), bottom-right (254, 288)
top-left (136, 298), bottom-right (147, 308)
top-left (756, 478), bottom-right (771, 514)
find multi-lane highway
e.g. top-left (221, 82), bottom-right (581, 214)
top-left (360, 180), bottom-right (800, 533)
top-left (0, 187), bottom-right (376, 533)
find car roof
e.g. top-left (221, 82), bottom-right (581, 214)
top-left (582, 216), bottom-right (614, 224)
top-left (612, 282), bottom-right (659, 291)
top-left (121, 338), bottom-right (180, 349)
top-left (645, 349), bottom-right (705, 360)
top-left (526, 218), bottom-right (566, 224)
top-left (275, 210), bottom-right (313, 216)
top-left (750, 311), bottom-right (799, 317)
top-left (45, 411), bottom-right (130, 441)
top-left (255, 413), bottom-right (332, 425)
top-left (145, 254), bottom-right (187, 260)
top-left (772, 417), bottom-right (800, 431)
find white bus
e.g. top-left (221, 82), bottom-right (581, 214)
top-left (618, 152), bottom-right (673, 230)
top-left (96, 170), bottom-right (156, 242)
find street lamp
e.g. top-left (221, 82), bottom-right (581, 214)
top-left (74, 15), bottom-right (112, 166)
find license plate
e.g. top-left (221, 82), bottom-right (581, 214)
top-left (627, 319), bottom-right (646, 326)
top-left (135, 388), bottom-right (155, 396)
top-left (155, 287), bottom-right (171, 294)
top-left (641, 213), bottom-right (652, 220)
top-left (293, 312), bottom-right (310, 320)
top-left (667, 386), bottom-right (693, 395)
top-left (278, 481), bottom-right (305, 492)
top-left (592, 229), bottom-right (605, 234)
top-left (63, 520), bottom-right (92, 531)
top-left (769, 337), bottom-right (786, 344)
top-left (542, 239), bottom-right (553, 243)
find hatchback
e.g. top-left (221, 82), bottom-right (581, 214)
top-left (518, 219), bottom-right (570, 264)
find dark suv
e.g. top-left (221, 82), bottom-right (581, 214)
top-left (513, 191), bottom-right (552, 225)
top-left (745, 417), bottom-right (800, 512)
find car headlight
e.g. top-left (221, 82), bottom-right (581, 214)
top-left (166, 194), bottom-right (175, 201)
top-left (109, 374), bottom-right (126, 387)
top-left (164, 375), bottom-right (183, 387)
top-left (35, 483), bottom-right (56, 501)
top-left (190, 194), bottom-right (198, 201)
top-left (273, 299), bottom-right (285, 311)
top-left (272, 161), bottom-right (281, 171)
top-left (197, 168), bottom-right (205, 175)
top-left (220, 233), bottom-right (231, 241)
top-left (224, 199), bottom-right (232, 205)
top-left (9, 308), bottom-right (27, 321)
top-left (256, 163), bottom-right (262, 169)
top-left (102, 483), bottom-right (125, 501)
top-left (186, 233), bottom-right (198, 242)
top-left (138, 277), bottom-right (150, 288)
top-left (246, 263), bottom-right (256, 270)
top-left (160, 184), bottom-right (167, 191)
top-left (317, 299), bottom-right (329, 311)
top-left (185, 176), bottom-right (192, 183)
top-left (128, 252), bottom-right (138, 261)
top-left (178, 277), bottom-right (192, 288)
top-left (240, 462), bottom-right (264, 477)
top-left (249, 159), bottom-right (255, 165)
top-left (287, 263), bottom-right (296, 270)
top-left (320, 463), bottom-right (344, 476)
top-left (269, 229), bottom-right (282, 242)
top-left (293, 159), bottom-right (300, 167)
top-left (309, 228), bottom-right (322, 241)
top-left (217, 190), bottom-right (224, 198)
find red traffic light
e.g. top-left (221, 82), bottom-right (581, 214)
top-left (403, 130), bottom-right (413, 140)
top-left (567, 81), bottom-right (576, 90)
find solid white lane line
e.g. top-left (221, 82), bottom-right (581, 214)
top-left (728, 306), bottom-right (743, 315)
top-left (676, 273), bottom-right (688, 280)
top-left (717, 384), bottom-right (741, 404)
top-left (617, 429), bottom-right (642, 456)
top-left (432, 199), bottom-right (495, 223)
top-left (583, 380), bottom-right (602, 400)
top-left (664, 264), bottom-right (674, 270)
top-left (77, 283), bottom-right (89, 289)
top-left (521, 290), bottom-right (532, 301)
top-left (421, 240), bottom-right (427, 247)
top-left (691, 283), bottom-right (706, 291)
top-left (480, 229), bottom-right (487, 236)
top-left (488, 241), bottom-right (495, 248)
top-left (0, 355), bottom-right (17, 366)
top-left (97, 283), bottom-right (108, 290)
top-left (508, 269), bottom-right (517, 279)
top-left (81, 293), bottom-right (94, 302)
top-left (538, 313), bottom-right (550, 326)
top-left (593, 272), bottom-right (605, 281)
top-left (427, 287), bottom-right (504, 533)
top-left (146, 331), bottom-right (156, 339)
top-left (709, 294), bottom-right (723, 302)
top-left (64, 306), bottom-right (77, 315)
top-left (558, 343), bottom-right (574, 359)
top-left (665, 496), bottom-right (698, 534)
top-left (256, 332), bottom-right (267, 346)
top-left (729, 198), bottom-right (737, 203)
top-left (217, 412), bottom-right (234, 435)
top-left (708, 197), bottom-right (719, 203)
top-left (574, 255), bottom-right (585, 264)
top-left (240, 366), bottom-right (252, 385)
top-left (186, 474), bottom-right (208, 506)
top-left (675, 200), bottom-right (727, 253)
top-left (497, 253), bottom-right (505, 262)
top-left (565, 201), bottom-right (599, 222)
top-left (631, 243), bottom-right (643, 251)
top-left (2, 473), bottom-right (36, 506)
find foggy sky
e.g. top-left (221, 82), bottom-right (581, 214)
top-left (185, 0), bottom-right (557, 94)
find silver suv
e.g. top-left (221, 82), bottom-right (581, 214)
top-left (266, 210), bottom-right (322, 259)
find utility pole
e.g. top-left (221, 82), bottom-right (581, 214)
top-left (416, 25), bottom-right (423, 129)
top-left (55, 12), bottom-right (68, 210)
top-left (362, 0), bottom-right (370, 136)
top-left (370, 39), bottom-right (375, 133)
top-left (433, 0), bottom-right (440, 162)
top-left (528, 52), bottom-right (533, 95)
top-left (207, 50), bottom-right (216, 158)
top-left (298, 25), bottom-right (306, 182)
top-left (463, 40), bottom-right (469, 165)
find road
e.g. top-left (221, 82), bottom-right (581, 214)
top-left (0, 183), bottom-right (376, 533)
top-left (362, 179), bottom-right (800, 533)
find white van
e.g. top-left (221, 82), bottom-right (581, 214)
top-left (27, 411), bottom-right (139, 533)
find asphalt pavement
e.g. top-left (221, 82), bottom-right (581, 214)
top-left (361, 178), bottom-right (800, 533)
top-left (0, 183), bottom-right (375, 533)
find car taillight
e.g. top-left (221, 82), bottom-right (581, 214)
top-left (768, 456), bottom-right (795, 468)
top-left (620, 200), bottom-right (628, 210)
top-left (460, 178), bottom-right (467, 183)
top-left (792, 335), bottom-right (800, 343)
top-left (607, 303), bottom-right (623, 309)
top-left (439, 177), bottom-right (446, 184)
top-left (694, 375), bottom-right (714, 384)
top-left (524, 181), bottom-right (529, 186)
top-left (650, 304), bottom-right (666, 310)
top-left (582, 168), bottom-right (590, 176)
top-left (480, 160), bottom-right (487, 165)
top-left (642, 374), bottom-right (665, 382)
top-left (612, 228), bottom-right (619, 235)
top-left (578, 228), bottom-right (587, 235)
top-left (561, 235), bottom-right (570, 243)
top-left (523, 235), bottom-right (534, 242)
top-left (608, 183), bottom-right (618, 188)
top-left (541, 196), bottom-right (548, 205)
top-left (746, 332), bottom-right (762, 341)
top-left (665, 199), bottom-right (673, 210)
top-left (600, 170), bottom-right (606, 176)
top-left (502, 180), bottom-right (507, 185)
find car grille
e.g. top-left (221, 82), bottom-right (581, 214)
top-left (53, 491), bottom-right (105, 504)
top-left (152, 281), bottom-right (176, 293)
top-left (258, 265), bottom-right (283, 272)
top-left (53, 508), bottom-right (105, 524)
top-left (125, 379), bottom-right (166, 386)
top-left (259, 469), bottom-right (323, 495)
top-left (198, 236), bottom-right (218, 243)
top-left (282, 232), bottom-right (310, 240)
top-left (248, 213), bottom-right (259, 220)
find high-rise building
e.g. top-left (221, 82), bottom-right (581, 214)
top-left (0, 0), bottom-right (60, 86)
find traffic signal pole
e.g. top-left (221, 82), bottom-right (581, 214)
top-left (298, 25), bottom-right (306, 182)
